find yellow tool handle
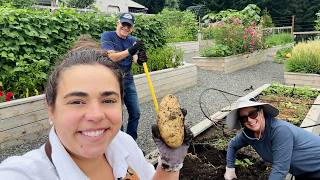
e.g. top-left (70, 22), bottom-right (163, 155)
top-left (143, 62), bottom-right (158, 113)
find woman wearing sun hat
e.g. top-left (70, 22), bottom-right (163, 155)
top-left (224, 96), bottom-right (320, 180)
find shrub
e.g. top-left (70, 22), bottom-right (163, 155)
top-left (0, 7), bottom-right (166, 98)
top-left (133, 15), bottom-right (166, 49)
top-left (201, 27), bottom-right (217, 40)
top-left (265, 33), bottom-right (293, 47)
top-left (201, 22), bottom-right (264, 56)
top-left (131, 45), bottom-right (183, 74)
top-left (202, 4), bottom-right (261, 26)
top-left (200, 44), bottom-right (232, 57)
top-left (285, 40), bottom-right (320, 74)
top-left (0, 0), bottom-right (36, 8)
top-left (260, 9), bottom-right (274, 28)
top-left (64, 0), bottom-right (95, 8)
top-left (243, 24), bottom-right (264, 52)
top-left (200, 4), bottom-right (266, 56)
top-left (157, 8), bottom-right (198, 43)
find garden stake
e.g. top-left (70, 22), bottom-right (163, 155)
top-left (143, 62), bottom-right (159, 113)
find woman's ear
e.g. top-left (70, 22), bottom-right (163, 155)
top-left (47, 104), bottom-right (55, 125)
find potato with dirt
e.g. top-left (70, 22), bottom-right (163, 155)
top-left (157, 94), bottom-right (185, 148)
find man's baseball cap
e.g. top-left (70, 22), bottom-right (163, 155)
top-left (119, 13), bottom-right (135, 26)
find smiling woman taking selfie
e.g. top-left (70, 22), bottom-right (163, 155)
top-left (0, 43), bottom-right (191, 179)
top-left (224, 97), bottom-right (320, 180)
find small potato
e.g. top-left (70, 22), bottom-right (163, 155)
top-left (157, 94), bottom-right (184, 148)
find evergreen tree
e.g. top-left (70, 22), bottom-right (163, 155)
top-left (64, 0), bottom-right (94, 8)
top-left (165, 0), bottom-right (179, 9)
top-left (133, 0), bottom-right (165, 14)
top-left (177, 0), bottom-right (320, 32)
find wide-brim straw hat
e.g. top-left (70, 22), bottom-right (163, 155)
top-left (226, 96), bottom-right (279, 129)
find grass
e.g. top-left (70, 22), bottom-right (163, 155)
top-left (265, 33), bottom-right (293, 47)
top-left (285, 40), bottom-right (320, 74)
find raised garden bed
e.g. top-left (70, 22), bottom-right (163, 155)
top-left (169, 41), bottom-right (199, 53)
top-left (284, 72), bottom-right (320, 89)
top-left (191, 44), bottom-right (292, 73)
top-left (0, 64), bottom-right (197, 149)
top-left (191, 49), bottom-right (268, 73)
top-left (178, 84), bottom-right (320, 179)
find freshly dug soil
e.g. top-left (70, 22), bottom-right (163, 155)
top-left (180, 127), bottom-right (271, 180)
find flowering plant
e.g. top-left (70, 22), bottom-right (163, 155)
top-left (0, 91), bottom-right (14, 102)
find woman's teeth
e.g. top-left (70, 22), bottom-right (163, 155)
top-left (82, 130), bottom-right (105, 137)
top-left (248, 121), bottom-right (257, 126)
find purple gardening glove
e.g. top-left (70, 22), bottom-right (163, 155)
top-left (152, 108), bottom-right (193, 172)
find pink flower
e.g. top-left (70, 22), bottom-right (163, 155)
top-left (6, 92), bottom-right (14, 102)
top-left (0, 91), bottom-right (3, 97)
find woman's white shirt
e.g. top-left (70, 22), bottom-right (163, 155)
top-left (0, 128), bottom-right (155, 180)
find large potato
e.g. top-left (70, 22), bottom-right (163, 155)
top-left (157, 94), bottom-right (184, 148)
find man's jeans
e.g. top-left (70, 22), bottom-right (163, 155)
top-left (123, 78), bottom-right (140, 140)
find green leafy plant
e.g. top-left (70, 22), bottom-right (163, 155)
top-left (201, 27), bottom-right (217, 40)
top-left (63, 0), bottom-right (95, 8)
top-left (200, 44), bottom-right (232, 57)
top-left (131, 45), bottom-right (183, 74)
top-left (133, 15), bottom-right (166, 49)
top-left (235, 158), bottom-right (254, 168)
top-left (274, 47), bottom-right (292, 64)
top-left (201, 22), bottom-right (264, 56)
top-left (202, 4), bottom-right (261, 26)
top-left (261, 83), bottom-right (320, 99)
top-left (260, 9), bottom-right (274, 28)
top-left (156, 8), bottom-right (198, 43)
top-left (212, 137), bottom-right (230, 150)
top-left (285, 40), bottom-right (320, 74)
top-left (0, 7), bottom-right (167, 99)
top-left (0, 0), bottom-right (36, 8)
top-left (265, 33), bottom-right (293, 47)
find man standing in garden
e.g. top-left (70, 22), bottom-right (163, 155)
top-left (101, 13), bottom-right (147, 140)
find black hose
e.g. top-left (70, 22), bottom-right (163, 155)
top-left (198, 87), bottom-right (320, 129)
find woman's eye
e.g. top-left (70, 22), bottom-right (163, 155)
top-left (103, 99), bottom-right (117, 104)
top-left (68, 100), bottom-right (85, 105)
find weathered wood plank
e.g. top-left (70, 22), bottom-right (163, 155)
top-left (0, 109), bottom-right (48, 131)
top-left (0, 118), bottom-right (50, 148)
top-left (134, 64), bottom-right (197, 85)
top-left (0, 99), bottom-right (46, 120)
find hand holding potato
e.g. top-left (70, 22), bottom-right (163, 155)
top-left (152, 94), bottom-right (193, 172)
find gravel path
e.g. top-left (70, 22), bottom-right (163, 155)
top-left (0, 52), bottom-right (284, 162)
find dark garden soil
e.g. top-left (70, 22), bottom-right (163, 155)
top-left (180, 126), bottom-right (271, 180)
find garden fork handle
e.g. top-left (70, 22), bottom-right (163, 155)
top-left (143, 62), bottom-right (159, 113)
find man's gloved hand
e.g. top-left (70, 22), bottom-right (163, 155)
top-left (128, 40), bottom-right (145, 56)
top-left (152, 108), bottom-right (193, 172)
top-left (137, 50), bottom-right (148, 65)
top-left (224, 166), bottom-right (237, 180)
